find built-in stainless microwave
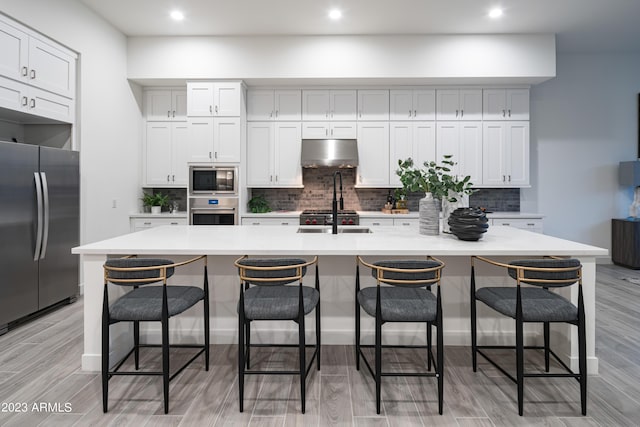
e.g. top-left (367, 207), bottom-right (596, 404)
top-left (189, 166), bottom-right (237, 195)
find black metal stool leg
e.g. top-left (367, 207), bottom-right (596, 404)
top-left (470, 264), bottom-right (478, 372)
top-left (133, 320), bottom-right (140, 370)
top-left (578, 286), bottom-right (587, 415)
top-left (427, 321), bottom-right (432, 371)
top-left (238, 289), bottom-right (245, 413)
top-left (246, 321), bottom-right (251, 369)
top-left (437, 288), bottom-right (444, 415)
top-left (355, 263), bottom-right (361, 371)
top-left (101, 285), bottom-right (110, 413)
top-left (544, 321), bottom-right (550, 372)
top-left (162, 310), bottom-right (170, 414)
top-left (516, 287), bottom-right (524, 416)
top-left (298, 291), bottom-right (307, 414)
top-left (375, 286), bottom-right (382, 415)
top-left (316, 265), bottom-right (321, 370)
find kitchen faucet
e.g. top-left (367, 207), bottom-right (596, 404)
top-left (332, 171), bottom-right (344, 234)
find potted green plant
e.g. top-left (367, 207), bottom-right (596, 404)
top-left (248, 195), bottom-right (271, 213)
top-left (142, 192), bottom-right (169, 214)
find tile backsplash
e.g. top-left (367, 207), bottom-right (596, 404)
top-left (250, 168), bottom-right (520, 212)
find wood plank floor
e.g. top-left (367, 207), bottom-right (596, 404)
top-left (1, 263), bottom-right (639, 426)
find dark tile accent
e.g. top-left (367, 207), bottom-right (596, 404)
top-left (470, 188), bottom-right (520, 212)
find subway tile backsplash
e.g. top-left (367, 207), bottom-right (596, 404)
top-left (250, 168), bottom-right (520, 212)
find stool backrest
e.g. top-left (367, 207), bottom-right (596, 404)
top-left (104, 258), bottom-right (175, 286)
top-left (507, 258), bottom-right (581, 287)
top-left (370, 259), bottom-right (443, 287)
top-left (236, 258), bottom-right (309, 286)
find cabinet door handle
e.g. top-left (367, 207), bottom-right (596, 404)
top-left (167, 175), bottom-right (170, 182)
top-left (331, 129), bottom-right (333, 136)
top-left (326, 111), bottom-right (329, 118)
top-left (252, 222), bottom-right (260, 225)
top-left (325, 129), bottom-right (328, 136)
top-left (167, 110), bottom-right (171, 118)
top-left (209, 151), bottom-right (212, 159)
top-left (460, 109), bottom-right (464, 118)
top-left (527, 223), bottom-right (535, 226)
top-left (401, 222), bottom-right (411, 226)
top-left (409, 110), bottom-right (412, 118)
top-left (172, 175), bottom-right (175, 182)
top-left (172, 110), bottom-right (175, 118)
top-left (508, 109), bottom-right (511, 117)
top-left (281, 222), bottom-right (289, 225)
top-left (508, 175), bottom-right (511, 182)
top-left (144, 222), bottom-right (152, 225)
top-left (413, 110), bottom-right (417, 117)
top-left (275, 110), bottom-right (278, 118)
top-left (275, 175), bottom-right (278, 182)
top-left (30, 69), bottom-right (36, 79)
top-left (502, 175), bottom-right (506, 182)
top-left (502, 223), bottom-right (510, 226)
top-left (22, 96), bottom-right (28, 106)
top-left (502, 109), bottom-right (506, 117)
top-left (22, 66), bottom-right (28, 77)
top-left (214, 151), bottom-right (218, 159)
top-left (270, 175), bottom-right (273, 182)
top-left (270, 111), bottom-right (273, 118)
top-left (171, 222), bottom-right (179, 225)
top-left (215, 105), bottom-right (218, 114)
top-left (455, 109), bottom-right (459, 117)
top-left (30, 98), bottom-right (36, 108)
top-left (359, 111), bottom-right (362, 118)
top-left (372, 222), bottom-right (380, 226)
top-left (209, 105), bottom-right (212, 114)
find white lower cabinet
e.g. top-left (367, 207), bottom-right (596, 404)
top-left (130, 217), bottom-right (187, 233)
top-left (491, 218), bottom-right (543, 233)
top-left (241, 217), bottom-right (298, 226)
top-left (145, 122), bottom-right (188, 187)
top-left (389, 121), bottom-right (436, 187)
top-left (359, 217), bottom-right (394, 227)
top-left (247, 122), bottom-right (302, 187)
top-left (187, 117), bottom-right (241, 163)
top-left (482, 121), bottom-right (529, 187)
top-left (356, 122), bottom-right (390, 187)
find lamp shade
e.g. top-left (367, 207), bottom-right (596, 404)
top-left (619, 161), bottom-right (640, 186)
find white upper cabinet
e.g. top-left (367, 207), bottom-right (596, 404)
top-left (145, 89), bottom-right (187, 121)
top-left (483, 89), bottom-right (530, 120)
top-left (247, 122), bottom-right (302, 187)
top-left (357, 90), bottom-right (389, 120)
top-left (301, 122), bottom-right (357, 139)
top-left (436, 121), bottom-right (482, 185)
top-left (302, 90), bottom-right (357, 120)
top-left (390, 89), bottom-right (435, 120)
top-left (482, 121), bottom-right (529, 187)
top-left (436, 89), bottom-right (482, 120)
top-left (389, 121), bottom-right (436, 187)
top-left (356, 122), bottom-right (390, 187)
top-left (187, 117), bottom-right (241, 163)
top-left (0, 15), bottom-right (76, 124)
top-left (247, 89), bottom-right (301, 121)
top-left (187, 82), bottom-right (241, 117)
top-left (144, 122), bottom-right (188, 187)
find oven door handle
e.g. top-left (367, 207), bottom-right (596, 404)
top-left (191, 208), bottom-right (236, 214)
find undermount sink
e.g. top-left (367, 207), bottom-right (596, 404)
top-left (297, 227), bottom-right (373, 234)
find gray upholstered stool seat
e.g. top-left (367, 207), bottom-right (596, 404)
top-left (358, 286), bottom-right (437, 322)
top-left (110, 286), bottom-right (205, 321)
top-left (241, 285), bottom-right (319, 320)
top-left (475, 287), bottom-right (577, 322)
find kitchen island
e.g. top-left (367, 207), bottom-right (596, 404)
top-left (73, 225), bottom-right (607, 373)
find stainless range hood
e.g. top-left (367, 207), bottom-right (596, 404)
top-left (301, 139), bottom-right (358, 168)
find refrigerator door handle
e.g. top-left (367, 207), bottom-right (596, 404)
top-left (40, 172), bottom-right (50, 259)
top-left (34, 172), bottom-right (44, 261)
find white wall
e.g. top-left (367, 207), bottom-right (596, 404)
top-left (1, 0), bottom-right (143, 244)
top-left (523, 53), bottom-right (640, 249)
top-left (127, 34), bottom-right (556, 85)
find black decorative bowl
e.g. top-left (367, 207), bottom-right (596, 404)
top-left (448, 207), bottom-right (489, 241)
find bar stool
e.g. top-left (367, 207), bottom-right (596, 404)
top-left (470, 256), bottom-right (586, 416)
top-left (102, 255), bottom-right (209, 414)
top-left (355, 256), bottom-right (445, 414)
top-left (234, 256), bottom-right (320, 413)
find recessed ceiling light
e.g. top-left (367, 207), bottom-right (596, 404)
top-left (329, 9), bottom-right (342, 20)
top-left (488, 8), bottom-right (503, 19)
top-left (170, 10), bottom-right (184, 21)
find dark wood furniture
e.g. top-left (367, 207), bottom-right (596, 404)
top-left (612, 218), bottom-right (640, 269)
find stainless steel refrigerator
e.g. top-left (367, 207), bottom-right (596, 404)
top-left (0, 140), bottom-right (79, 334)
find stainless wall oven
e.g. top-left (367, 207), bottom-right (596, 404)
top-left (189, 166), bottom-right (237, 195)
top-left (189, 197), bottom-right (238, 225)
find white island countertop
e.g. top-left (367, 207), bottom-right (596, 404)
top-left (73, 225), bottom-right (606, 257)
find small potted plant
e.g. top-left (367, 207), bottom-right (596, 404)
top-left (142, 192), bottom-right (169, 214)
top-left (248, 195), bottom-right (271, 213)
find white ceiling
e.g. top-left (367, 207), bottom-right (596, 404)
top-left (79, 0), bottom-right (640, 53)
